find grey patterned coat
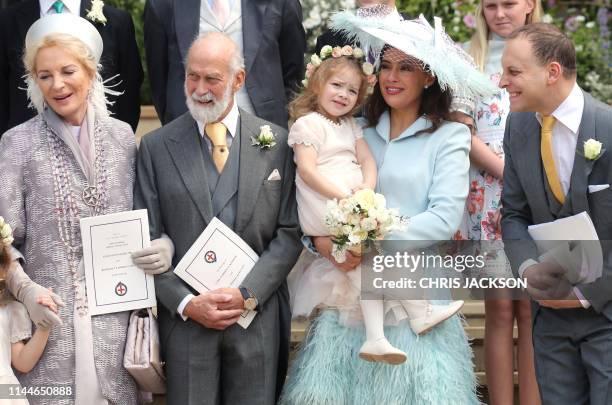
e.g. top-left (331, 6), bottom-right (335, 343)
top-left (0, 114), bottom-right (138, 404)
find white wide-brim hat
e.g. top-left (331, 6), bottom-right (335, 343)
top-left (330, 10), bottom-right (499, 100)
top-left (25, 13), bottom-right (103, 63)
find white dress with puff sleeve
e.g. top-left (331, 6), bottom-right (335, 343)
top-left (0, 300), bottom-right (31, 405)
top-left (288, 112), bottom-right (365, 324)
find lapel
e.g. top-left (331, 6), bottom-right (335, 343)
top-left (16, 1), bottom-right (39, 44)
top-left (165, 114), bottom-right (214, 224)
top-left (235, 110), bottom-right (271, 234)
top-left (79, 0), bottom-right (91, 17)
top-left (567, 91), bottom-right (596, 215)
top-left (174, 0), bottom-right (201, 62)
top-left (517, 115), bottom-right (552, 218)
top-left (241, 0), bottom-right (266, 73)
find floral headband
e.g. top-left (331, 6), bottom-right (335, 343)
top-left (302, 45), bottom-right (377, 93)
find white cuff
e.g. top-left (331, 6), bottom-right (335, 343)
top-left (518, 259), bottom-right (539, 279)
top-left (177, 294), bottom-right (195, 321)
top-left (573, 287), bottom-right (591, 309)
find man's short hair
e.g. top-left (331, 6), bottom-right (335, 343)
top-left (508, 23), bottom-right (577, 79)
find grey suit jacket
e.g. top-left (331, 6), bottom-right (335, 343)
top-left (143, 0), bottom-right (305, 127)
top-left (134, 109), bottom-right (302, 313)
top-left (501, 91), bottom-right (612, 320)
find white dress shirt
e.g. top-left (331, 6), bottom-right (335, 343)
top-left (40, 0), bottom-right (81, 16)
top-left (519, 83), bottom-right (590, 307)
top-left (177, 100), bottom-right (240, 320)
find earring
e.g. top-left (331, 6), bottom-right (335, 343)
top-left (424, 85), bottom-right (429, 89)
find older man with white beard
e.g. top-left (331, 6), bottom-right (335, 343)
top-left (133, 32), bottom-right (302, 405)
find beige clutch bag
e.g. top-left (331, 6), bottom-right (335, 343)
top-left (123, 308), bottom-right (166, 394)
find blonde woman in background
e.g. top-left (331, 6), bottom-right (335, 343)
top-left (454, 1), bottom-right (543, 404)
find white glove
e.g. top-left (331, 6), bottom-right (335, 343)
top-left (131, 234), bottom-right (175, 275)
top-left (7, 260), bottom-right (64, 329)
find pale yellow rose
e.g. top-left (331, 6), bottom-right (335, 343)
top-left (353, 189), bottom-right (376, 210)
top-left (320, 45), bottom-right (333, 59)
top-left (0, 223), bottom-right (12, 239)
top-left (362, 62), bottom-right (374, 76)
top-left (584, 139), bottom-right (603, 160)
top-left (310, 54), bottom-right (322, 67)
top-left (353, 47), bottom-right (364, 59)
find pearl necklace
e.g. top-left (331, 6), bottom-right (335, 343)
top-left (46, 121), bottom-right (109, 316)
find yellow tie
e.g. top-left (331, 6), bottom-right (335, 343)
top-left (205, 122), bottom-right (229, 173)
top-left (540, 115), bottom-right (565, 204)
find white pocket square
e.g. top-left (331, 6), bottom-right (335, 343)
top-left (588, 184), bottom-right (610, 193)
top-left (267, 169), bottom-right (281, 181)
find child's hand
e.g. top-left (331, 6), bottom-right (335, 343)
top-left (352, 184), bottom-right (372, 194)
top-left (36, 288), bottom-right (59, 314)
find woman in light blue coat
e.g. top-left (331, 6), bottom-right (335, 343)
top-left (281, 11), bottom-right (498, 405)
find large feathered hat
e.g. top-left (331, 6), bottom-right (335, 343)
top-left (330, 8), bottom-right (499, 100)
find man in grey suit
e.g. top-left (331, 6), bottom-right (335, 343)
top-left (501, 23), bottom-right (612, 404)
top-left (134, 32), bottom-right (302, 404)
top-left (144, 0), bottom-right (305, 128)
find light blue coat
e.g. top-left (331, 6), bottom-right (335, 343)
top-left (363, 111), bottom-right (471, 245)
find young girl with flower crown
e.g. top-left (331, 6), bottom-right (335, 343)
top-left (0, 218), bottom-right (57, 405)
top-left (288, 45), bottom-right (464, 365)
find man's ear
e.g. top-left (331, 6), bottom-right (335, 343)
top-left (233, 69), bottom-right (246, 92)
top-left (546, 62), bottom-right (563, 85)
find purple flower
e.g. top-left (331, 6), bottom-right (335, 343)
top-left (547, 0), bottom-right (556, 8)
top-left (463, 14), bottom-right (476, 29)
top-left (565, 16), bottom-right (579, 32)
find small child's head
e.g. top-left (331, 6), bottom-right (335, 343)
top-left (289, 46), bottom-right (376, 123)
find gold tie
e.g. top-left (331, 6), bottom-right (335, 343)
top-left (205, 122), bottom-right (229, 173)
top-left (540, 115), bottom-right (565, 204)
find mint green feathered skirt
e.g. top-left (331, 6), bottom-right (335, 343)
top-left (280, 310), bottom-right (480, 405)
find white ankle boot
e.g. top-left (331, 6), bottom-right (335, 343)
top-left (402, 300), bottom-right (464, 335)
top-left (359, 338), bottom-right (407, 365)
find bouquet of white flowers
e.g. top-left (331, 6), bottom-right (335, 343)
top-left (0, 217), bottom-right (13, 249)
top-left (325, 189), bottom-right (405, 263)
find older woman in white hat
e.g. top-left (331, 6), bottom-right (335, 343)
top-left (0, 13), bottom-right (172, 404)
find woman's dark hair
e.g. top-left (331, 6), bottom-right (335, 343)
top-left (364, 47), bottom-right (453, 136)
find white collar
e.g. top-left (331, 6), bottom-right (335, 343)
top-left (40, 0), bottom-right (81, 15)
top-left (196, 98), bottom-right (240, 138)
top-left (536, 82), bottom-right (584, 134)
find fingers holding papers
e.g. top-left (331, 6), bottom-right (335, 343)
top-left (183, 292), bottom-right (243, 330)
top-left (132, 234), bottom-right (175, 275)
top-left (524, 262), bottom-right (573, 300)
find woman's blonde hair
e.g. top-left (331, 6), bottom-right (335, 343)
top-left (22, 33), bottom-right (114, 117)
top-left (289, 56), bottom-right (369, 123)
top-left (468, 0), bottom-right (542, 71)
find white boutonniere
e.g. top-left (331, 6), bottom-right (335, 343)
top-left (86, 0), bottom-right (107, 25)
top-left (583, 138), bottom-right (604, 160)
top-left (251, 125), bottom-right (277, 150)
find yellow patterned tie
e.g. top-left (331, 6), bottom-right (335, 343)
top-left (205, 122), bottom-right (229, 173)
top-left (540, 115), bottom-right (565, 204)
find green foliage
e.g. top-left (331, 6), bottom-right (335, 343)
top-left (395, 0), bottom-right (611, 103)
top-left (104, 0), bottom-right (151, 104)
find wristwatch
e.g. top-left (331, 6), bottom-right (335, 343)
top-left (239, 287), bottom-right (258, 311)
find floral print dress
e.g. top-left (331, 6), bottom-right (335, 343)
top-left (457, 37), bottom-right (512, 277)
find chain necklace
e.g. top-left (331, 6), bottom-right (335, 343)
top-left (47, 121), bottom-right (109, 316)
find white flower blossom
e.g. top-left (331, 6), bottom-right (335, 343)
top-left (584, 139), bottom-right (603, 160)
top-left (86, 0), bottom-right (107, 25)
top-left (542, 14), bottom-right (554, 24)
